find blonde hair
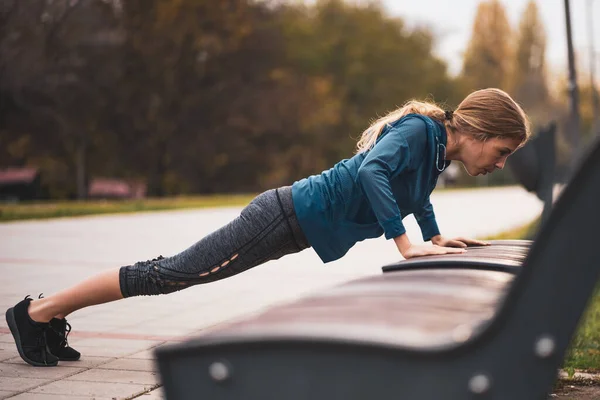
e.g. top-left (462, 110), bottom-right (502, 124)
top-left (356, 88), bottom-right (531, 153)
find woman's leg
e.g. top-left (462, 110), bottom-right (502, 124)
top-left (7, 186), bottom-right (309, 366)
top-left (27, 186), bottom-right (309, 322)
top-left (28, 269), bottom-right (122, 323)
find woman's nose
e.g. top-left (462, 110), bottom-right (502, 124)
top-left (495, 159), bottom-right (507, 170)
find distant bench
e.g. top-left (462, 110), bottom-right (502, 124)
top-left (156, 139), bottom-right (600, 400)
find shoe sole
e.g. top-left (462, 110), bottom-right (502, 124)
top-left (5, 307), bottom-right (58, 367)
top-left (58, 354), bottom-right (81, 361)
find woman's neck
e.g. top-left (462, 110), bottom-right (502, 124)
top-left (444, 129), bottom-right (462, 161)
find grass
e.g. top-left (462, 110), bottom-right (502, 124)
top-left (485, 217), bottom-right (600, 373)
top-left (0, 194), bottom-right (257, 222)
top-left (481, 217), bottom-right (541, 241)
top-left (0, 185), bottom-right (524, 223)
top-left (564, 285), bottom-right (600, 373)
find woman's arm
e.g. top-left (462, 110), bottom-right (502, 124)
top-left (356, 128), bottom-right (411, 240)
top-left (414, 197), bottom-right (441, 241)
top-left (357, 119), bottom-right (428, 240)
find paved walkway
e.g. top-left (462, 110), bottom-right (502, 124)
top-left (0, 186), bottom-right (542, 399)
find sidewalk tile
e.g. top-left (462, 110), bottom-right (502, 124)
top-left (66, 368), bottom-right (159, 385)
top-left (64, 324), bottom-right (128, 333)
top-left (118, 325), bottom-right (195, 336)
top-left (8, 393), bottom-right (111, 400)
top-left (0, 363), bottom-right (84, 379)
top-left (4, 355), bottom-right (114, 369)
top-left (0, 348), bottom-right (17, 362)
top-left (30, 380), bottom-right (149, 398)
top-left (0, 391), bottom-right (18, 400)
top-left (97, 358), bottom-right (157, 372)
top-left (136, 386), bottom-right (165, 400)
top-left (68, 338), bottom-right (160, 349)
top-left (57, 356), bottom-right (115, 369)
top-left (0, 376), bottom-right (51, 391)
top-left (0, 335), bottom-right (14, 343)
top-left (125, 349), bottom-right (160, 360)
top-left (59, 345), bottom-right (139, 358)
top-left (3, 356), bottom-right (25, 365)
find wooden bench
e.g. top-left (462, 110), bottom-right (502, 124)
top-left (155, 140), bottom-right (600, 400)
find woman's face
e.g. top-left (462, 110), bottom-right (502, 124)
top-left (460, 136), bottom-right (522, 177)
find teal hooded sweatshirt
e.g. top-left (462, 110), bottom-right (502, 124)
top-left (291, 114), bottom-right (450, 263)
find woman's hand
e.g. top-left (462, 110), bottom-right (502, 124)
top-left (431, 235), bottom-right (490, 248)
top-left (402, 244), bottom-right (466, 259)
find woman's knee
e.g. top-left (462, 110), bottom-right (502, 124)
top-left (118, 251), bottom-right (242, 298)
top-left (119, 256), bottom-right (190, 297)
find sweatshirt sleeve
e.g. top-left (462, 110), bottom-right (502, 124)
top-left (414, 196), bottom-right (441, 241)
top-left (356, 120), bottom-right (424, 239)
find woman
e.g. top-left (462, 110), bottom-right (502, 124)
top-left (6, 88), bottom-right (530, 366)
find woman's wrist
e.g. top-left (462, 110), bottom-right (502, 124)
top-left (430, 235), bottom-right (442, 245)
top-left (393, 234), bottom-right (412, 256)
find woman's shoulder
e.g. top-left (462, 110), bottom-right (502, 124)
top-left (384, 114), bottom-right (431, 148)
top-left (387, 113), bottom-right (439, 135)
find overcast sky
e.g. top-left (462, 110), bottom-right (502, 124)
top-left (381, 0), bottom-right (599, 79)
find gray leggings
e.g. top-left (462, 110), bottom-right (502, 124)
top-left (119, 186), bottom-right (310, 297)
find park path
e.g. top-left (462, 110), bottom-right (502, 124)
top-left (0, 186), bottom-right (542, 399)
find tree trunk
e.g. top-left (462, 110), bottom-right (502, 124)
top-left (76, 139), bottom-right (86, 200)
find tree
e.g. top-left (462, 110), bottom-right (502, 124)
top-left (280, 0), bottom-right (463, 161)
top-left (462, 0), bottom-right (513, 91)
top-left (0, 0), bottom-right (122, 198)
top-left (0, 0), bottom-right (470, 198)
top-left (511, 0), bottom-right (549, 118)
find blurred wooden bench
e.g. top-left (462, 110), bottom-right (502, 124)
top-left (155, 139), bottom-right (600, 400)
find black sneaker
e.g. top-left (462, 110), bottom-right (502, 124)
top-left (48, 317), bottom-right (81, 361)
top-left (5, 296), bottom-right (59, 366)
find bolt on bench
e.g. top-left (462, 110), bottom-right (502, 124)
top-left (155, 139), bottom-right (600, 400)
